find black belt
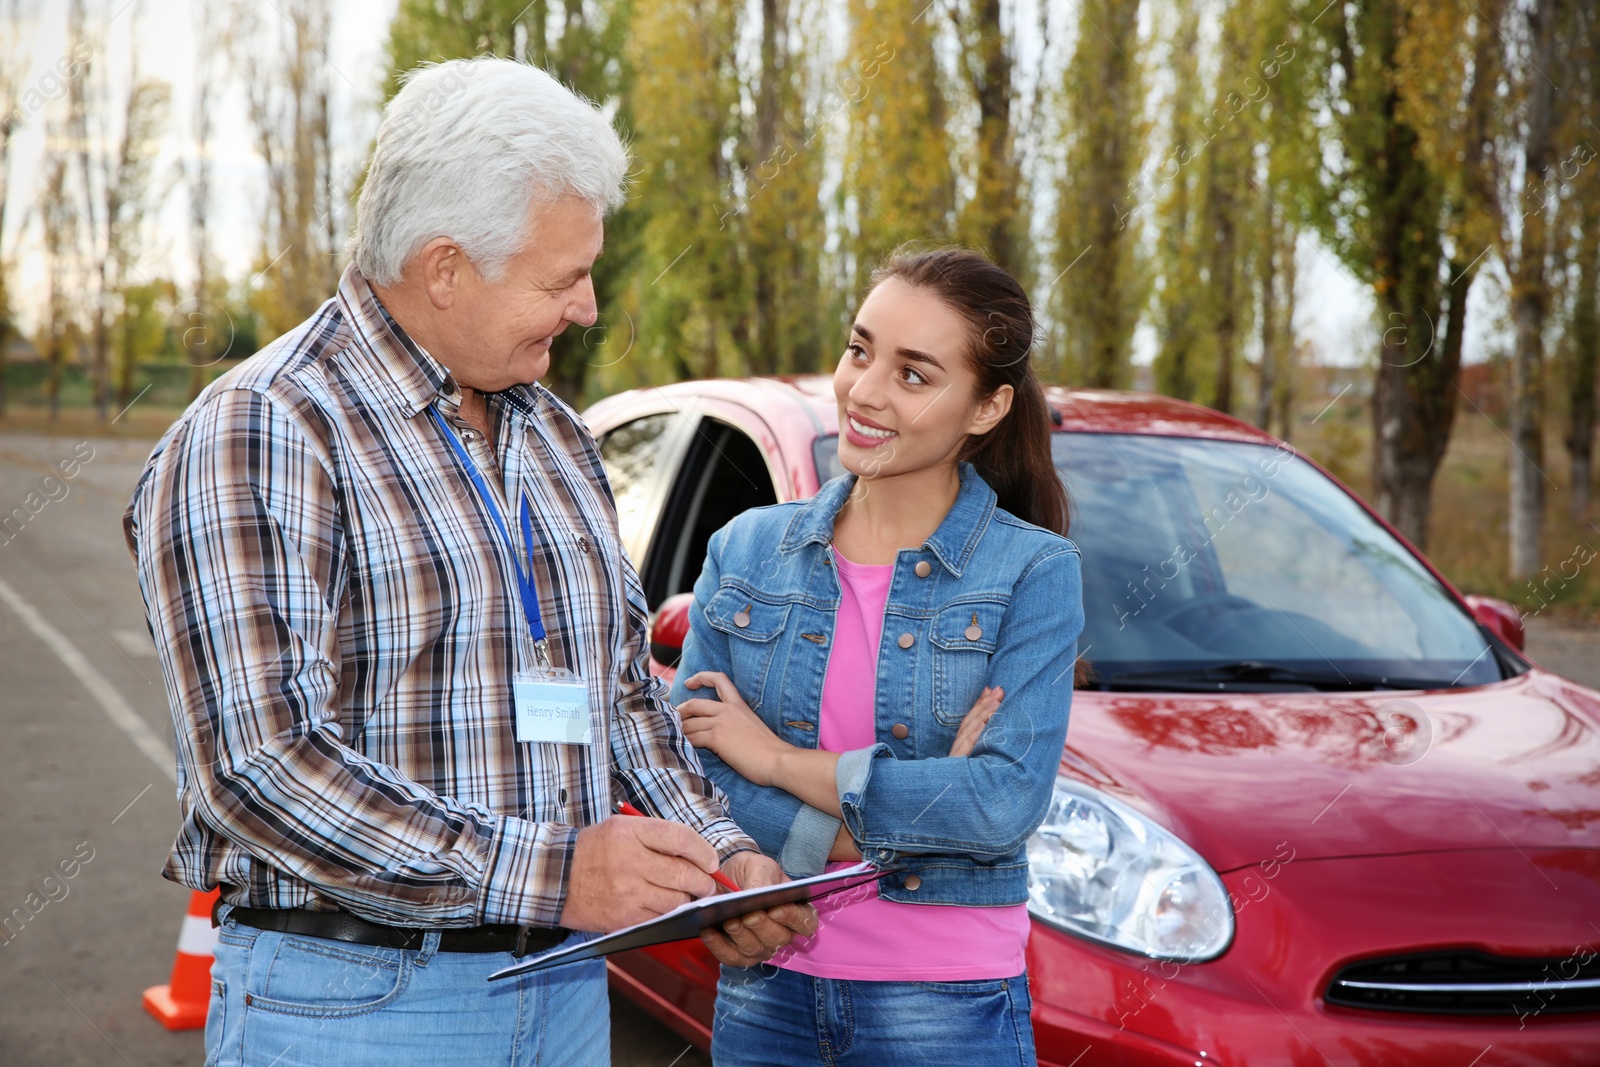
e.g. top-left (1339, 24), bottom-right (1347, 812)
top-left (220, 903), bottom-right (568, 958)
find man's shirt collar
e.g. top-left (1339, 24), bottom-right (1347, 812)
top-left (335, 265), bottom-right (455, 419)
top-left (336, 264), bottom-right (554, 424)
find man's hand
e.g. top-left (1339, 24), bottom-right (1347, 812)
top-left (949, 685), bottom-right (1003, 758)
top-left (698, 852), bottom-right (819, 968)
top-left (558, 816), bottom-right (720, 933)
top-left (678, 671), bottom-right (790, 786)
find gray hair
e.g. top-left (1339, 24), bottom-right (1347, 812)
top-left (349, 58), bottom-right (629, 287)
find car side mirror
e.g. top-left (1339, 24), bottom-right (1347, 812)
top-left (649, 592), bottom-right (695, 673)
top-left (1464, 594), bottom-right (1525, 652)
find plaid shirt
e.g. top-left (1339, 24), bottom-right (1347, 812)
top-left (124, 265), bottom-right (753, 929)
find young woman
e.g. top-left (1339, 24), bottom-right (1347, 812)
top-left (670, 247), bottom-right (1085, 1066)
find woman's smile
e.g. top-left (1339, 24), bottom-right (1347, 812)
top-left (845, 412), bottom-right (897, 447)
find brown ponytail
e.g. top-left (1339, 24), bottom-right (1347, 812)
top-left (866, 246), bottom-right (1071, 537)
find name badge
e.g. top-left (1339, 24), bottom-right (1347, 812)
top-left (514, 668), bottom-right (592, 745)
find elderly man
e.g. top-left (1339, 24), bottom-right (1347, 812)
top-left (125, 58), bottom-right (810, 1066)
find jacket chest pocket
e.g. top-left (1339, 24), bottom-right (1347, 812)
top-left (928, 601), bottom-right (1006, 726)
top-left (703, 587), bottom-right (794, 708)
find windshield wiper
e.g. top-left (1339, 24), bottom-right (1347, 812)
top-left (1100, 660), bottom-right (1449, 693)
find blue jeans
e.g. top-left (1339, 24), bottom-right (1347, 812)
top-left (711, 964), bottom-right (1036, 1066)
top-left (207, 906), bottom-right (608, 1067)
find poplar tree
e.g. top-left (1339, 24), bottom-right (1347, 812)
top-left (232, 0), bottom-right (339, 341)
top-left (386, 0), bottom-right (528, 82)
top-left (1499, 0), bottom-right (1563, 578)
top-left (1559, 1), bottom-right (1600, 517)
top-left (0, 0), bottom-right (29, 418)
top-left (742, 0), bottom-right (827, 375)
top-left (947, 0), bottom-right (1028, 277)
top-left (66, 0), bottom-right (170, 419)
top-left (623, 0), bottom-right (746, 382)
top-left (1052, 0), bottom-right (1146, 389)
top-left (1194, 11), bottom-right (1259, 415)
top-left (842, 0), bottom-right (955, 295)
top-left (1386, 0), bottom-right (1577, 567)
top-left (1151, 3), bottom-right (1206, 402)
top-left (185, 6), bottom-right (223, 401)
top-left (1247, 0), bottom-right (1311, 440)
top-left (41, 148), bottom-right (74, 421)
top-left (1151, 0), bottom-right (1305, 427)
top-left (1298, 0), bottom-right (1478, 550)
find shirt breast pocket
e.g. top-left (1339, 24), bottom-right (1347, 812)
top-left (539, 527), bottom-right (616, 664)
top-left (702, 587), bottom-right (793, 709)
top-left (929, 600), bottom-right (1007, 727)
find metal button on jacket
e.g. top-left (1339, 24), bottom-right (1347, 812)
top-left (914, 560), bottom-right (932, 578)
top-left (734, 605), bottom-right (752, 628)
top-left (897, 632), bottom-right (915, 649)
top-left (891, 722), bottom-right (909, 740)
top-left (903, 874), bottom-right (922, 891)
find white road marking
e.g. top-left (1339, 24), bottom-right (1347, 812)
top-left (111, 627), bottom-right (158, 657)
top-left (0, 574), bottom-right (175, 782)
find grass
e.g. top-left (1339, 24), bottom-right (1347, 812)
top-left (0, 403), bottom-right (191, 440)
top-left (0, 361), bottom-right (225, 439)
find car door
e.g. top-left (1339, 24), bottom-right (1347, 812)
top-left (637, 412), bottom-right (781, 608)
top-left (598, 406), bottom-right (782, 609)
top-left (596, 409), bottom-right (697, 575)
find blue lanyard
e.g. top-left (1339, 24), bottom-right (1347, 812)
top-left (430, 407), bottom-right (551, 667)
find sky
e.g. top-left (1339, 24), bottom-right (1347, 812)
top-left (6, 0), bottom-right (393, 326)
top-left (3, 0), bottom-right (1515, 371)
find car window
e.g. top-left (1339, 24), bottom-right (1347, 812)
top-left (599, 413), bottom-right (686, 567)
top-left (1190, 458), bottom-right (1420, 656)
top-left (819, 429), bottom-right (1496, 689)
top-left (645, 419), bottom-right (778, 608)
top-left (814, 436), bottom-right (845, 484)
top-left (1056, 433), bottom-right (1501, 689)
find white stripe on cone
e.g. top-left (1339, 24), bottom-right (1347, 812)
top-left (177, 913), bottom-right (218, 958)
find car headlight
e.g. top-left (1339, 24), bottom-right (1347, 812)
top-left (1027, 776), bottom-right (1233, 961)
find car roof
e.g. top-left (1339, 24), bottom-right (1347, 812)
top-left (615, 374), bottom-right (1284, 447)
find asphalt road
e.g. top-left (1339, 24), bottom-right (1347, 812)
top-left (4, 430), bottom-right (1598, 1067)
top-left (0, 433), bottom-right (709, 1067)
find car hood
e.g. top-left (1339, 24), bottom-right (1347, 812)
top-left (1059, 670), bottom-right (1600, 872)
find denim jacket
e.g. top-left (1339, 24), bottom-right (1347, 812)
top-left (669, 464), bottom-right (1084, 907)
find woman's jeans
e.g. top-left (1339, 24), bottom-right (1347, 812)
top-left (712, 963), bottom-right (1037, 1066)
top-left (206, 907), bottom-right (608, 1067)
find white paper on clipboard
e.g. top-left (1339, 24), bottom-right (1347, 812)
top-left (487, 861), bottom-right (892, 981)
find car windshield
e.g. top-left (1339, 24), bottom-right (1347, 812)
top-left (813, 433), bottom-right (1502, 690)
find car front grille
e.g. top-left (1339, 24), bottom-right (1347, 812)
top-left (1326, 950), bottom-right (1600, 1017)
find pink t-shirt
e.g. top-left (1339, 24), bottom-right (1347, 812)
top-left (771, 552), bottom-right (1031, 981)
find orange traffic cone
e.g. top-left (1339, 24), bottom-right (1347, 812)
top-left (142, 887), bottom-right (222, 1031)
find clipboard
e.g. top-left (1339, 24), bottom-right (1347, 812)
top-left (487, 861), bottom-right (895, 980)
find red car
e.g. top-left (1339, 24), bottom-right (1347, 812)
top-left (583, 376), bottom-right (1600, 1066)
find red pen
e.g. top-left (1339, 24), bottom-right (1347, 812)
top-left (615, 799), bottom-right (741, 892)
